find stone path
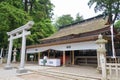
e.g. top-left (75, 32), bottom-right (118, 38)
top-left (0, 68), bottom-right (22, 80)
top-left (25, 65), bottom-right (101, 80)
top-left (0, 64), bottom-right (102, 80)
top-left (45, 66), bottom-right (101, 79)
top-left (19, 73), bottom-right (64, 80)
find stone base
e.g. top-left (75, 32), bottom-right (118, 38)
top-left (16, 69), bottom-right (27, 73)
top-left (4, 66), bottom-right (13, 70)
top-left (97, 67), bottom-right (102, 73)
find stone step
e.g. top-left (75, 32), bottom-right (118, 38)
top-left (31, 70), bottom-right (100, 80)
top-left (35, 72), bottom-right (73, 80)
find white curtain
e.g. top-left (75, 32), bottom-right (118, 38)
top-left (26, 41), bottom-right (98, 54)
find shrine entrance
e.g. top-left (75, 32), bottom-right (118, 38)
top-left (5, 21), bottom-right (34, 73)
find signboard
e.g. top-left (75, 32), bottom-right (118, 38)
top-left (39, 59), bottom-right (61, 66)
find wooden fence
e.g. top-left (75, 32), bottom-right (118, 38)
top-left (106, 63), bottom-right (120, 80)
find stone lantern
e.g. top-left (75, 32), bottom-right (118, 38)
top-left (12, 48), bottom-right (17, 63)
top-left (96, 34), bottom-right (107, 80)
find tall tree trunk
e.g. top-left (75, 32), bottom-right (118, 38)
top-left (24, 0), bottom-right (28, 12)
top-left (30, 2), bottom-right (33, 13)
top-left (108, 14), bottom-right (113, 24)
top-left (112, 1), bottom-right (119, 23)
top-left (108, 1), bottom-right (113, 24)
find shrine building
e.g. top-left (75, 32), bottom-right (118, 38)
top-left (26, 15), bottom-right (120, 67)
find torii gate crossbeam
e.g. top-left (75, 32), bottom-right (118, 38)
top-left (5, 21), bottom-right (34, 73)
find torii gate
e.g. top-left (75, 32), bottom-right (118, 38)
top-left (5, 21), bottom-right (34, 73)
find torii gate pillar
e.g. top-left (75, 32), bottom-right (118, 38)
top-left (17, 30), bottom-right (27, 73)
top-left (5, 35), bottom-right (13, 69)
top-left (5, 21), bottom-right (34, 73)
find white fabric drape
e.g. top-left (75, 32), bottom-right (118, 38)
top-left (26, 41), bottom-right (98, 54)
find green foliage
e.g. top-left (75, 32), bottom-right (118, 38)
top-left (27, 19), bottom-right (56, 45)
top-left (25, 0), bottom-right (56, 45)
top-left (54, 14), bottom-right (83, 29)
top-left (115, 20), bottom-right (120, 31)
top-left (74, 13), bottom-right (83, 22)
top-left (0, 2), bottom-right (31, 48)
top-left (0, 0), bottom-right (24, 9)
top-left (0, 0), bottom-right (56, 48)
top-left (25, 0), bottom-right (54, 20)
top-left (55, 14), bottom-right (74, 28)
top-left (88, 0), bottom-right (120, 23)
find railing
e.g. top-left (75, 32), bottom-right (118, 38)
top-left (75, 56), bottom-right (120, 65)
top-left (106, 63), bottom-right (120, 80)
top-left (106, 56), bottom-right (120, 63)
top-left (75, 56), bottom-right (97, 65)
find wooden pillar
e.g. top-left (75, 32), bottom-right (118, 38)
top-left (72, 51), bottom-right (74, 65)
top-left (38, 52), bottom-right (40, 61)
top-left (63, 51), bottom-right (66, 66)
top-left (34, 53), bottom-right (36, 62)
top-left (34, 54), bottom-right (35, 62)
top-left (54, 51), bottom-right (56, 58)
top-left (48, 50), bottom-right (50, 58)
top-left (70, 51), bottom-right (72, 65)
top-left (53, 51), bottom-right (56, 58)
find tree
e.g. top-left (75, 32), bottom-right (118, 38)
top-left (88, 0), bottom-right (120, 58)
top-left (115, 20), bottom-right (120, 31)
top-left (88, 0), bottom-right (120, 24)
top-left (27, 19), bottom-right (56, 45)
top-left (0, 2), bottom-right (32, 48)
top-left (0, 0), bottom-right (24, 9)
top-left (54, 13), bottom-right (83, 29)
top-left (25, 0), bottom-right (56, 45)
top-left (55, 14), bottom-right (74, 28)
top-left (22, 0), bottom-right (54, 19)
top-left (75, 13), bottom-right (83, 22)
top-left (0, 0), bottom-right (56, 48)
top-left (23, 0), bottom-right (28, 12)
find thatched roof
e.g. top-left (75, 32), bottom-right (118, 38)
top-left (42, 15), bottom-right (109, 41)
top-left (27, 15), bottom-right (110, 49)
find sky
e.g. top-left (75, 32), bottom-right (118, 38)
top-left (51, 0), bottom-right (102, 20)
